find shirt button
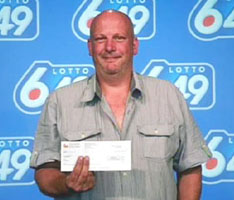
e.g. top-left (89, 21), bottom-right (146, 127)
top-left (122, 172), bottom-right (128, 176)
top-left (154, 129), bottom-right (158, 134)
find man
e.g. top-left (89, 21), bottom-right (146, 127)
top-left (30, 10), bottom-right (211, 200)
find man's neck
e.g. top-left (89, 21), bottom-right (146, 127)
top-left (97, 71), bottom-right (133, 96)
top-left (97, 71), bottom-right (133, 130)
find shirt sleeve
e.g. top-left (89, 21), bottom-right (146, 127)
top-left (173, 88), bottom-right (212, 173)
top-left (30, 92), bottom-right (61, 168)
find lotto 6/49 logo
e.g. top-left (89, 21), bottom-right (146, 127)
top-left (13, 61), bottom-right (95, 115)
top-left (188, 0), bottom-right (234, 41)
top-left (141, 59), bottom-right (215, 110)
top-left (0, 0), bottom-right (39, 41)
top-left (202, 130), bottom-right (234, 184)
top-left (72, 0), bottom-right (156, 42)
top-left (0, 137), bottom-right (34, 186)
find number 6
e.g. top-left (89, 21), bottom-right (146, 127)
top-left (194, 0), bottom-right (223, 34)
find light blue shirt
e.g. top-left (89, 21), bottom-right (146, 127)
top-left (31, 73), bottom-right (211, 200)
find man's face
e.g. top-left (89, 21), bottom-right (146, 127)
top-left (88, 12), bottom-right (139, 77)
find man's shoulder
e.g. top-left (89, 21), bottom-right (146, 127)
top-left (136, 73), bottom-right (177, 90)
top-left (55, 77), bottom-right (89, 94)
top-left (49, 76), bottom-right (91, 102)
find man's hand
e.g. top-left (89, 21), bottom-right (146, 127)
top-left (66, 156), bottom-right (95, 192)
top-left (35, 157), bottom-right (95, 197)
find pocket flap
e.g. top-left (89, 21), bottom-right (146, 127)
top-left (138, 124), bottom-right (174, 136)
top-left (63, 129), bottom-right (101, 141)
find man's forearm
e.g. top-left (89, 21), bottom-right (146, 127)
top-left (35, 168), bottom-right (70, 197)
top-left (35, 157), bottom-right (95, 197)
top-left (178, 166), bottom-right (202, 200)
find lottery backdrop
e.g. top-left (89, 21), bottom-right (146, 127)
top-left (0, 0), bottom-right (234, 200)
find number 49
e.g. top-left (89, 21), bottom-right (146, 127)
top-left (0, 6), bottom-right (33, 36)
top-left (0, 149), bottom-right (31, 181)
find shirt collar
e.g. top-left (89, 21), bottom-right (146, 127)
top-left (80, 75), bottom-right (100, 102)
top-left (131, 72), bottom-right (143, 99)
top-left (81, 72), bottom-right (143, 103)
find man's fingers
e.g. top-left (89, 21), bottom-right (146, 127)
top-left (74, 156), bottom-right (84, 175)
top-left (82, 156), bottom-right (90, 175)
top-left (81, 172), bottom-right (95, 191)
top-left (65, 156), bottom-right (95, 193)
top-left (66, 156), bottom-right (84, 187)
top-left (70, 156), bottom-right (84, 181)
top-left (76, 156), bottom-right (90, 185)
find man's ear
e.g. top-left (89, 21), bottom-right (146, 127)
top-left (88, 39), bottom-right (93, 56)
top-left (133, 37), bottom-right (139, 55)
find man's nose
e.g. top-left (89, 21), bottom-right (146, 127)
top-left (105, 39), bottom-right (116, 52)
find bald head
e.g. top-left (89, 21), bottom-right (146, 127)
top-left (89, 10), bottom-right (135, 39)
top-left (87, 9), bottom-right (139, 81)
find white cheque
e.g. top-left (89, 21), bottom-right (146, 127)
top-left (61, 141), bottom-right (131, 172)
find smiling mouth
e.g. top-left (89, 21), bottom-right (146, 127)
top-left (103, 56), bottom-right (120, 62)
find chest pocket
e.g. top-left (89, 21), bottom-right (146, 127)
top-left (62, 129), bottom-right (101, 141)
top-left (138, 124), bottom-right (177, 160)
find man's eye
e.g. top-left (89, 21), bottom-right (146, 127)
top-left (115, 36), bottom-right (126, 41)
top-left (95, 37), bottom-right (106, 42)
